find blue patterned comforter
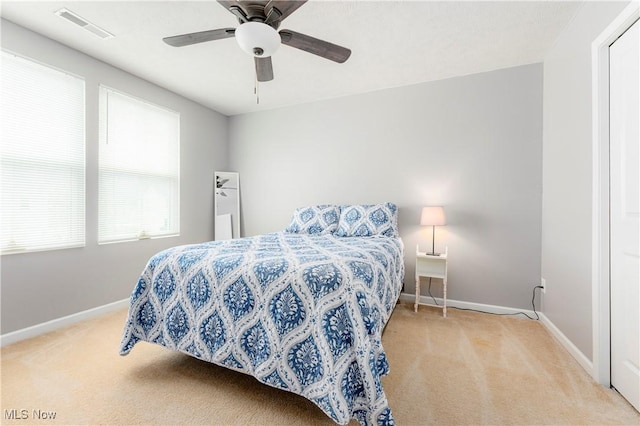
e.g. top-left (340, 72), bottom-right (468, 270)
top-left (119, 232), bottom-right (404, 425)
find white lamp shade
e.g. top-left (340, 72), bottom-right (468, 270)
top-left (235, 22), bottom-right (281, 57)
top-left (420, 206), bottom-right (446, 226)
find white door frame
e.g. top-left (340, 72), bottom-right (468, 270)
top-left (591, 1), bottom-right (640, 386)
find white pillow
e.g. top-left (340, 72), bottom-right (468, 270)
top-left (335, 202), bottom-right (399, 237)
top-left (284, 205), bottom-right (340, 235)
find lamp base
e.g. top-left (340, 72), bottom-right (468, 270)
top-left (427, 226), bottom-right (440, 256)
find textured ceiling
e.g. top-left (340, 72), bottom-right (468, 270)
top-left (0, 1), bottom-right (583, 116)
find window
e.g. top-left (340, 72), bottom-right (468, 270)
top-left (1, 51), bottom-right (85, 254)
top-left (98, 86), bottom-right (180, 243)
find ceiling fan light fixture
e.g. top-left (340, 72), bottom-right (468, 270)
top-left (235, 22), bottom-right (280, 57)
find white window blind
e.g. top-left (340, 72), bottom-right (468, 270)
top-left (98, 86), bottom-right (180, 243)
top-left (1, 51), bottom-right (85, 254)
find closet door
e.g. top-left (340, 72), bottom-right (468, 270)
top-left (609, 18), bottom-right (639, 412)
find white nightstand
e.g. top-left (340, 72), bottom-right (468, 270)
top-left (415, 245), bottom-right (448, 317)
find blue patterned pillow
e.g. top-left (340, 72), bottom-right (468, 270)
top-left (284, 205), bottom-right (340, 235)
top-left (335, 203), bottom-right (399, 237)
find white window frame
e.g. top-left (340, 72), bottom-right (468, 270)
top-left (1, 50), bottom-right (86, 255)
top-left (98, 85), bottom-right (180, 244)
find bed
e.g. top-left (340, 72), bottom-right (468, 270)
top-left (119, 203), bottom-right (404, 425)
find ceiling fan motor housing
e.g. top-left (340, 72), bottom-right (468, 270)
top-left (235, 21), bottom-right (281, 57)
top-left (162, 0), bottom-right (351, 82)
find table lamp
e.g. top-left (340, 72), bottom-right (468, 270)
top-left (421, 206), bottom-right (446, 255)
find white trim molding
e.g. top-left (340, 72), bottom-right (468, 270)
top-left (539, 313), bottom-right (594, 376)
top-left (591, 1), bottom-right (640, 387)
top-left (0, 298), bottom-right (129, 347)
top-left (400, 293), bottom-right (537, 318)
top-left (401, 292), bottom-right (593, 375)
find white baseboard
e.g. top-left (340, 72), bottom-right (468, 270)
top-left (399, 292), bottom-right (537, 318)
top-left (538, 312), bottom-right (593, 376)
top-left (2, 294), bottom-right (594, 381)
top-left (0, 298), bottom-right (129, 347)
top-left (399, 293), bottom-right (594, 377)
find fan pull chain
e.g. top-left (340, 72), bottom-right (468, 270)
top-left (254, 74), bottom-right (260, 104)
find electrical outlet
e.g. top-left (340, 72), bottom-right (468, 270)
top-left (541, 277), bottom-right (546, 294)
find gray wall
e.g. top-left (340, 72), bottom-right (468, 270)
top-left (0, 20), bottom-right (228, 334)
top-left (229, 64), bottom-right (543, 310)
top-left (541, 1), bottom-right (630, 360)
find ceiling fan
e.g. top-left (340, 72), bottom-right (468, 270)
top-left (162, 0), bottom-right (351, 82)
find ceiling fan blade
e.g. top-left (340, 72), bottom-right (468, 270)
top-left (279, 30), bottom-right (351, 63)
top-left (163, 28), bottom-right (235, 47)
top-left (255, 56), bottom-right (274, 82)
top-left (217, 0), bottom-right (243, 14)
top-left (265, 0), bottom-right (307, 25)
top-left (217, 0), bottom-right (253, 23)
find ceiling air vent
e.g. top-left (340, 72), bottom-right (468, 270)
top-left (54, 8), bottom-right (114, 40)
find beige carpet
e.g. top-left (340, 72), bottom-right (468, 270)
top-left (1, 301), bottom-right (638, 425)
